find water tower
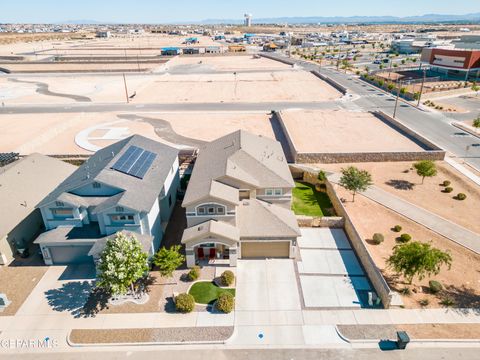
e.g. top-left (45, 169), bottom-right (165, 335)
top-left (244, 13), bottom-right (252, 27)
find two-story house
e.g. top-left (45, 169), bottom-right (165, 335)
top-left (181, 130), bottom-right (300, 267)
top-left (35, 135), bottom-right (179, 265)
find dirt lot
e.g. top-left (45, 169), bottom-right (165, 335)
top-left (0, 263), bottom-right (48, 316)
top-left (281, 110), bottom-right (425, 153)
top-left (320, 161), bottom-right (480, 234)
top-left (330, 182), bottom-right (480, 309)
top-left (166, 55), bottom-right (289, 71)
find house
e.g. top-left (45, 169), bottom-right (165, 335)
top-left (161, 47), bottom-right (181, 56)
top-left (181, 130), bottom-right (300, 267)
top-left (0, 154), bottom-right (76, 265)
top-left (35, 135), bottom-right (180, 265)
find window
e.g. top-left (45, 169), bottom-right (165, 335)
top-left (217, 207), bottom-right (225, 214)
top-left (198, 207), bottom-right (206, 215)
top-left (110, 214), bottom-right (135, 224)
top-left (115, 206), bottom-right (124, 212)
top-left (55, 201), bottom-right (64, 207)
top-left (208, 207), bottom-right (215, 214)
top-left (52, 208), bottom-right (73, 218)
top-left (265, 189), bottom-right (274, 196)
top-left (196, 204), bottom-right (226, 216)
top-left (274, 188), bottom-right (283, 196)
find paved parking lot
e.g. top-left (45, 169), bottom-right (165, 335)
top-left (297, 228), bottom-right (373, 309)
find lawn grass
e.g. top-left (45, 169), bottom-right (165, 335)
top-left (188, 281), bottom-right (236, 305)
top-left (291, 181), bottom-right (333, 217)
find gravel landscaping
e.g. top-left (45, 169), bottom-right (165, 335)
top-left (69, 326), bottom-right (234, 344)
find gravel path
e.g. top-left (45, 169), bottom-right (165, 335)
top-left (69, 326), bottom-right (234, 344)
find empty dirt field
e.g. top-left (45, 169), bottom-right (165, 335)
top-left (280, 110), bottom-right (425, 153)
top-left (319, 161), bottom-right (480, 234)
top-left (0, 111), bottom-right (275, 154)
top-left (329, 181), bottom-right (480, 309)
top-left (166, 55), bottom-right (290, 72)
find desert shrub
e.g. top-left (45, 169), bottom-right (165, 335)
top-left (372, 233), bottom-right (384, 245)
top-left (175, 293), bottom-right (195, 313)
top-left (220, 270), bottom-right (235, 286)
top-left (393, 225), bottom-right (402, 233)
top-left (444, 187), bottom-right (453, 193)
top-left (400, 287), bottom-right (411, 296)
top-left (428, 280), bottom-right (443, 294)
top-left (398, 233), bottom-right (412, 243)
top-left (187, 266), bottom-right (201, 281)
top-left (442, 180), bottom-right (451, 187)
top-left (439, 296), bottom-right (455, 307)
top-left (419, 298), bottom-right (429, 307)
top-left (456, 193), bottom-right (467, 200)
top-left (216, 292), bottom-right (235, 313)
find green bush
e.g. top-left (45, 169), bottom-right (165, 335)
top-left (372, 233), bottom-right (384, 245)
top-left (400, 287), bottom-right (411, 296)
top-left (216, 292), bottom-right (235, 313)
top-left (442, 180), bottom-right (451, 187)
top-left (419, 298), bottom-right (429, 307)
top-left (456, 193), bottom-right (467, 200)
top-left (175, 293), bottom-right (195, 313)
top-left (187, 266), bottom-right (201, 281)
top-left (428, 280), bottom-right (443, 294)
top-left (439, 296), bottom-right (455, 307)
top-left (220, 270), bottom-right (235, 286)
top-left (393, 225), bottom-right (402, 233)
top-left (398, 233), bottom-right (412, 243)
top-left (444, 187), bottom-right (453, 193)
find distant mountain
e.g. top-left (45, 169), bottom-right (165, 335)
top-left (201, 12), bottom-right (480, 25)
top-left (62, 20), bottom-right (106, 25)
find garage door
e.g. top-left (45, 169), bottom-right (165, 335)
top-left (49, 245), bottom-right (93, 264)
top-left (241, 241), bottom-right (290, 258)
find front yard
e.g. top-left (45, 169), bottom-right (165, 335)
top-left (188, 281), bottom-right (235, 305)
top-left (292, 181), bottom-right (333, 217)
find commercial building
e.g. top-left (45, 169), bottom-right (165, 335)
top-left (421, 48), bottom-right (480, 80)
top-left (181, 130), bottom-right (300, 268)
top-left (453, 35), bottom-right (480, 50)
top-left (35, 135), bottom-right (180, 265)
top-left (0, 154), bottom-right (76, 265)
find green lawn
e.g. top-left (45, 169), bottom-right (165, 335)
top-left (292, 181), bottom-right (333, 217)
top-left (188, 281), bottom-right (236, 305)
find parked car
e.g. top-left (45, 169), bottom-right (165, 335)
top-left (373, 59), bottom-right (382, 64)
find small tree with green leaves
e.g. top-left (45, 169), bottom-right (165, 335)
top-left (317, 170), bottom-right (327, 182)
top-left (387, 241), bottom-right (452, 284)
top-left (471, 82), bottom-right (479, 96)
top-left (413, 160), bottom-right (437, 184)
top-left (473, 116), bottom-right (480, 132)
top-left (339, 166), bottom-right (373, 202)
top-left (153, 245), bottom-right (185, 281)
top-left (96, 232), bottom-right (149, 296)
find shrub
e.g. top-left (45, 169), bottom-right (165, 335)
top-left (398, 233), bottom-right (412, 243)
top-left (442, 180), bottom-right (451, 187)
top-left (220, 270), bottom-right (235, 286)
top-left (400, 287), bottom-right (411, 296)
top-left (440, 296), bottom-right (455, 307)
top-left (393, 225), bottom-right (402, 233)
top-left (419, 298), bottom-right (429, 307)
top-left (175, 293), bottom-right (195, 313)
top-left (372, 233), bottom-right (384, 245)
top-left (443, 187), bottom-right (453, 193)
top-left (428, 280), bottom-right (443, 294)
top-left (187, 266), bottom-right (201, 281)
top-left (456, 193), bottom-right (467, 200)
top-left (216, 292), bottom-right (235, 313)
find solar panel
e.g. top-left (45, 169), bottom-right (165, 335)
top-left (111, 146), bottom-right (157, 179)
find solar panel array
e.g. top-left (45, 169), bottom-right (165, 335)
top-left (111, 146), bottom-right (157, 179)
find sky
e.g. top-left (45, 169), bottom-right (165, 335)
top-left (1, 0), bottom-right (479, 23)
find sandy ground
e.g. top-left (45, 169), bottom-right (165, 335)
top-left (281, 110), bottom-right (424, 153)
top-left (166, 55), bottom-right (290, 71)
top-left (319, 161), bottom-right (480, 234)
top-left (330, 182), bottom-right (480, 309)
top-left (0, 111), bottom-right (275, 154)
top-left (1, 62), bottom-right (163, 72)
top-left (136, 70), bottom-right (341, 103)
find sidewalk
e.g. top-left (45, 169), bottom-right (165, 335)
top-left (444, 157), bottom-right (480, 187)
top-left (329, 173), bottom-right (480, 254)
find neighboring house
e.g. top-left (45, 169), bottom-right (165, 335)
top-left (0, 154), bottom-right (76, 265)
top-left (181, 130), bottom-right (300, 267)
top-left (35, 135), bottom-right (180, 265)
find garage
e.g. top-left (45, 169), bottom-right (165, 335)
top-left (49, 245), bottom-right (93, 264)
top-left (241, 241), bottom-right (290, 258)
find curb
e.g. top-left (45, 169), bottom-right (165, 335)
top-left (451, 122), bottom-right (480, 140)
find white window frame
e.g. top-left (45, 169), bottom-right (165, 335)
top-left (274, 188), bottom-right (283, 196)
top-left (265, 189), bottom-right (274, 196)
top-left (195, 203), bottom-right (228, 216)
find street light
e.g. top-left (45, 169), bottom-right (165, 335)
top-left (393, 80), bottom-right (403, 119)
top-left (417, 67), bottom-right (427, 107)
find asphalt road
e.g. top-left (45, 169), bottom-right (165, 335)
top-left (2, 347), bottom-right (479, 360)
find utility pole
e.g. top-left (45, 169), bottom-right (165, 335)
top-left (122, 73), bottom-right (130, 103)
top-left (393, 80), bottom-right (402, 119)
top-left (417, 67), bottom-right (426, 107)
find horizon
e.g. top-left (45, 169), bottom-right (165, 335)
top-left (1, 0), bottom-right (480, 24)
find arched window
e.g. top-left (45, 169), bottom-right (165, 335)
top-left (196, 203), bottom-right (226, 216)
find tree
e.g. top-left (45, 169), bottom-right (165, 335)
top-left (153, 245), bottom-right (185, 279)
top-left (96, 232), bottom-right (149, 296)
top-left (472, 82), bottom-right (479, 96)
top-left (339, 166), bottom-right (373, 202)
top-left (413, 160), bottom-right (437, 184)
top-left (387, 241), bottom-right (452, 284)
top-left (473, 116), bottom-right (480, 132)
top-left (317, 170), bottom-right (327, 182)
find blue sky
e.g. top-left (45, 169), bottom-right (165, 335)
top-left (1, 0), bottom-right (479, 23)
